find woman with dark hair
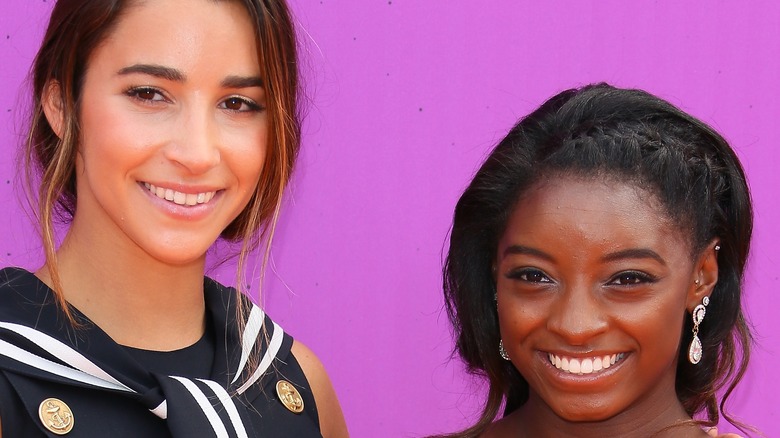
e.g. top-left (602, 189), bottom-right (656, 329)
top-left (0, 0), bottom-right (348, 436)
top-left (441, 84), bottom-right (753, 437)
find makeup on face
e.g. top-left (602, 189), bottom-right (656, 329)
top-left (70, 0), bottom-right (268, 265)
top-left (496, 176), bottom-right (696, 423)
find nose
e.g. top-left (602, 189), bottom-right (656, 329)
top-left (546, 282), bottom-right (608, 345)
top-left (164, 104), bottom-right (221, 175)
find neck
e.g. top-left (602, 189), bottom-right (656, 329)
top-left (37, 217), bottom-right (208, 351)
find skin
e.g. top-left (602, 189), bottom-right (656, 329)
top-left (9, 0), bottom-right (349, 436)
top-left (486, 176), bottom-right (719, 438)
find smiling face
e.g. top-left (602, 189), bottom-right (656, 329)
top-left (55, 0), bottom-right (267, 265)
top-left (495, 175), bottom-right (701, 423)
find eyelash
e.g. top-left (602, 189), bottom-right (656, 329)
top-left (125, 86), bottom-right (168, 103)
top-left (506, 268), bottom-right (553, 284)
top-left (505, 268), bottom-right (657, 287)
top-left (219, 96), bottom-right (263, 113)
top-left (124, 87), bottom-right (263, 113)
top-left (608, 271), bottom-right (657, 286)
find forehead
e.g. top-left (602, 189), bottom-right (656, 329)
top-left (499, 176), bottom-right (691, 257)
top-left (91, 0), bottom-right (259, 75)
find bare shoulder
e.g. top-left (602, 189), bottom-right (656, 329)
top-left (291, 340), bottom-right (349, 438)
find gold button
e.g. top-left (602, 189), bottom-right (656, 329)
top-left (38, 398), bottom-right (74, 435)
top-left (276, 380), bottom-right (304, 414)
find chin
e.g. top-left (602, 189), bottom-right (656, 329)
top-left (141, 244), bottom-right (212, 267)
top-left (552, 402), bottom-right (621, 423)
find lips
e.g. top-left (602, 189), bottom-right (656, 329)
top-left (548, 352), bottom-right (627, 375)
top-left (143, 182), bottom-right (217, 206)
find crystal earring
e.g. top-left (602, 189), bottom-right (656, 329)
top-left (688, 296), bottom-right (710, 364)
top-left (499, 340), bottom-right (510, 361)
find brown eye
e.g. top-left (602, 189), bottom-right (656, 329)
top-left (219, 96), bottom-right (261, 113)
top-left (137, 89), bottom-right (157, 100)
top-left (614, 274), bottom-right (641, 285)
top-left (523, 270), bottom-right (551, 283)
top-left (609, 271), bottom-right (656, 286)
top-left (224, 97), bottom-right (245, 111)
top-left (507, 268), bottom-right (553, 283)
top-left (126, 87), bottom-right (165, 102)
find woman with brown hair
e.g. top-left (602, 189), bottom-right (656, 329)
top-left (441, 84), bottom-right (753, 437)
top-left (0, 0), bottom-right (348, 436)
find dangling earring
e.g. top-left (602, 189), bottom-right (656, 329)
top-left (688, 296), bottom-right (710, 364)
top-left (499, 340), bottom-right (510, 361)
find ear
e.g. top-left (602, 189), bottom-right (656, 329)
top-left (687, 239), bottom-right (720, 311)
top-left (41, 80), bottom-right (65, 139)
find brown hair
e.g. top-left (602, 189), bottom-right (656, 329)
top-left (24, 0), bottom-right (300, 334)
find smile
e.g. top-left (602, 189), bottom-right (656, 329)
top-left (547, 352), bottom-right (627, 375)
top-left (143, 182), bottom-right (217, 206)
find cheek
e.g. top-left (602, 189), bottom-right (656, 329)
top-left (223, 129), bottom-right (273, 210)
top-left (79, 100), bottom-right (156, 168)
top-left (613, 293), bottom-right (687, 356)
top-left (497, 292), bottom-right (549, 342)
top-left (224, 126), bottom-right (268, 194)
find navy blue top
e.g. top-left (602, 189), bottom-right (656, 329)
top-left (0, 267), bottom-right (321, 437)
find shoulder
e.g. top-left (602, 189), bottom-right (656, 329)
top-left (0, 267), bottom-right (37, 294)
top-left (291, 340), bottom-right (349, 438)
top-left (0, 267), bottom-right (49, 315)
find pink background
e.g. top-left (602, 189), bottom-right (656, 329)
top-left (1, 1), bottom-right (777, 436)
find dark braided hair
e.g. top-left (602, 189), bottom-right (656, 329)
top-left (440, 84), bottom-right (753, 437)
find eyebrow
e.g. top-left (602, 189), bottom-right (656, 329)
top-left (221, 75), bottom-right (264, 89)
top-left (117, 64), bottom-right (263, 89)
top-left (601, 248), bottom-right (666, 266)
top-left (117, 64), bottom-right (185, 82)
top-left (502, 245), bottom-right (666, 266)
top-left (502, 245), bottom-right (555, 262)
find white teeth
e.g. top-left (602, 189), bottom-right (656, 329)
top-left (549, 352), bottom-right (626, 375)
top-left (143, 182), bottom-right (216, 206)
top-left (581, 358), bottom-right (593, 373)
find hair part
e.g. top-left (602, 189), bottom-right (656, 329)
top-left (440, 84), bottom-right (754, 437)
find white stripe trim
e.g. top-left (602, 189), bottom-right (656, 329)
top-left (150, 400), bottom-right (168, 419)
top-left (235, 321), bottom-right (283, 395)
top-left (0, 322), bottom-right (132, 391)
top-left (199, 379), bottom-right (248, 438)
top-left (0, 339), bottom-right (133, 392)
top-left (231, 305), bottom-right (264, 384)
top-left (170, 376), bottom-right (230, 438)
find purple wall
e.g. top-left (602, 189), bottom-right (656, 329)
top-left (1, 1), bottom-right (777, 436)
